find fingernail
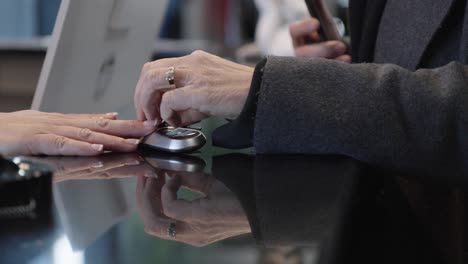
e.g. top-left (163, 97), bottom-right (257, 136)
top-left (106, 112), bottom-right (119, 117)
top-left (92, 161), bottom-right (104, 168)
top-left (92, 144), bottom-right (104, 151)
top-left (144, 171), bottom-right (157, 178)
top-left (143, 120), bottom-right (158, 127)
top-left (125, 139), bottom-right (141, 145)
top-left (125, 160), bottom-right (140, 166)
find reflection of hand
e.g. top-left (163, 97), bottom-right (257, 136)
top-left (134, 50), bottom-right (254, 127)
top-left (136, 172), bottom-right (251, 247)
top-left (27, 153), bottom-right (156, 182)
top-left (289, 18), bottom-right (351, 62)
top-left (0, 110), bottom-right (154, 156)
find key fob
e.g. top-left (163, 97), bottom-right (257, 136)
top-left (140, 124), bottom-right (207, 153)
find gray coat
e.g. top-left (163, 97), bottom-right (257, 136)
top-left (254, 0), bottom-right (468, 176)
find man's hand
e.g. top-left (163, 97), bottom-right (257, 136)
top-left (290, 18), bottom-right (351, 62)
top-left (0, 110), bottom-right (154, 156)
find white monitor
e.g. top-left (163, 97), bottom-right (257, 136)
top-left (32, 0), bottom-right (169, 119)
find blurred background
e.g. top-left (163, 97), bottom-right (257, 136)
top-left (0, 0), bottom-right (348, 112)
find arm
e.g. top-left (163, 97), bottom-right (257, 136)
top-left (254, 57), bottom-right (468, 175)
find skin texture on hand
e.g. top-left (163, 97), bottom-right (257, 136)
top-left (289, 18), bottom-right (351, 62)
top-left (0, 110), bottom-right (155, 156)
top-left (136, 171), bottom-right (251, 247)
top-left (134, 50), bottom-right (254, 127)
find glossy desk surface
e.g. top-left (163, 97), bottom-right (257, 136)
top-left (0, 145), bottom-right (464, 264)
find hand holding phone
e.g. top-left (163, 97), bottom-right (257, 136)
top-left (304, 0), bottom-right (342, 41)
top-left (289, 0), bottom-right (350, 62)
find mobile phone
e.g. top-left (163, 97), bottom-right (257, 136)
top-left (304, 0), bottom-right (342, 41)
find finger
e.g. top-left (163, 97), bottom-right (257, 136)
top-left (52, 154), bottom-right (142, 181)
top-left (135, 86), bottom-right (144, 121)
top-left (55, 112), bottom-right (119, 120)
top-left (143, 175), bottom-right (167, 200)
top-left (295, 41), bottom-right (347, 58)
top-left (139, 67), bottom-right (191, 122)
top-left (176, 172), bottom-right (213, 194)
top-left (144, 67), bottom-right (190, 89)
top-left (336, 54), bottom-right (352, 63)
top-left (48, 157), bottom-right (105, 174)
top-left (53, 118), bottom-right (155, 138)
top-left (136, 58), bottom-right (185, 120)
top-left (97, 163), bottom-right (156, 178)
top-left (61, 163), bottom-right (156, 181)
top-left (160, 87), bottom-right (195, 127)
top-left (290, 18), bottom-right (320, 47)
top-left (27, 134), bottom-right (104, 156)
top-left (136, 175), bottom-right (148, 200)
top-left (141, 57), bottom-right (183, 71)
top-left (161, 175), bottom-right (197, 221)
top-left (140, 85), bottom-right (162, 123)
top-left (66, 156), bottom-right (142, 177)
top-left (50, 126), bottom-right (141, 152)
top-left (173, 109), bottom-right (209, 128)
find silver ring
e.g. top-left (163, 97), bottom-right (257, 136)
top-left (165, 67), bottom-right (175, 86)
top-left (167, 222), bottom-right (176, 238)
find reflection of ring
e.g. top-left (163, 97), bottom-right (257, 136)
top-left (165, 67), bottom-right (175, 86)
top-left (167, 222), bottom-right (176, 238)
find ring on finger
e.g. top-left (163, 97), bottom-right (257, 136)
top-left (167, 222), bottom-right (176, 238)
top-left (165, 67), bottom-right (176, 87)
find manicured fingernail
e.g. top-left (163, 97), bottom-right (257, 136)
top-left (106, 112), bottom-right (119, 117)
top-left (143, 120), bottom-right (158, 127)
top-left (92, 161), bottom-right (104, 168)
top-left (92, 144), bottom-right (104, 151)
top-left (125, 139), bottom-right (141, 145)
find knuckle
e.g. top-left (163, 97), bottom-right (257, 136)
top-left (83, 168), bottom-right (94, 174)
top-left (191, 50), bottom-right (205, 58)
top-left (53, 136), bottom-right (68, 150)
top-left (147, 68), bottom-right (161, 80)
top-left (78, 128), bottom-right (93, 139)
top-left (162, 91), bottom-right (173, 105)
top-left (96, 117), bottom-right (110, 128)
top-left (142, 62), bottom-right (153, 72)
top-left (295, 48), bottom-right (306, 57)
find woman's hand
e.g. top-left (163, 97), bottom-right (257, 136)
top-left (136, 172), bottom-right (251, 247)
top-left (134, 50), bottom-right (254, 127)
top-left (0, 110), bottom-right (155, 156)
top-left (289, 18), bottom-right (351, 62)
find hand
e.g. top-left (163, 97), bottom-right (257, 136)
top-left (0, 110), bottom-right (155, 156)
top-left (136, 172), bottom-right (251, 247)
top-left (27, 153), bottom-right (157, 182)
top-left (134, 50), bottom-right (254, 127)
top-left (289, 18), bottom-right (351, 62)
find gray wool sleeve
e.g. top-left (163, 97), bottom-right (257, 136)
top-left (254, 56), bottom-right (468, 176)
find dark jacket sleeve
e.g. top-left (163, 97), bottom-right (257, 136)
top-left (254, 56), bottom-right (468, 176)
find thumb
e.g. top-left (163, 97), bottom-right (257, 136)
top-left (160, 87), bottom-right (194, 126)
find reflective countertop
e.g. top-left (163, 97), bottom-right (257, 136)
top-left (0, 143), bottom-right (463, 264)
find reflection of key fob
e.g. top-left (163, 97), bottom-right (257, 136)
top-left (142, 152), bottom-right (206, 173)
top-left (140, 123), bottom-right (207, 153)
